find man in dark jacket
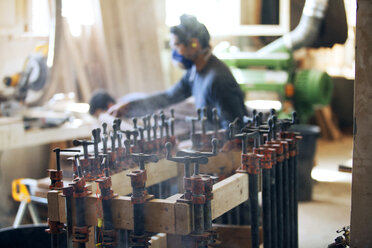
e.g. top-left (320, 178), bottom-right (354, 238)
top-left (91, 14), bottom-right (247, 129)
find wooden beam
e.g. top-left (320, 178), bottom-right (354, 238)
top-left (47, 190), bottom-right (66, 222)
top-left (47, 172), bottom-right (250, 235)
top-left (200, 150), bottom-right (241, 175)
top-left (211, 173), bottom-right (249, 219)
top-left (48, 192), bottom-right (191, 235)
top-left (89, 158), bottom-right (178, 196)
top-left (0, 117), bottom-right (92, 151)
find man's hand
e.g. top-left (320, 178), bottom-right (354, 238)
top-left (107, 102), bottom-right (130, 117)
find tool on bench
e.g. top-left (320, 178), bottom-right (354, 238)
top-left (126, 143), bottom-right (159, 248)
top-left (70, 155), bottom-right (91, 248)
top-left (96, 155), bottom-right (118, 248)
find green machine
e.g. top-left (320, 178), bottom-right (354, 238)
top-left (219, 51), bottom-right (333, 123)
top-left (217, 0), bottom-right (335, 123)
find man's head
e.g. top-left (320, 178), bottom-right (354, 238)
top-left (89, 89), bottom-right (116, 116)
top-left (170, 14), bottom-right (210, 68)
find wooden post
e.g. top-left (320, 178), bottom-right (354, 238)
top-left (350, 0), bottom-right (372, 246)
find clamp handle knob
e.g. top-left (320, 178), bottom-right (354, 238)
top-left (53, 148), bottom-right (80, 171)
top-left (165, 142), bottom-right (208, 165)
top-left (176, 138), bottom-right (218, 158)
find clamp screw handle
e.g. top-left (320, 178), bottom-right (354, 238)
top-left (165, 142), bottom-right (208, 165)
top-left (72, 140), bottom-right (93, 159)
top-left (102, 123), bottom-right (108, 135)
top-left (176, 138), bottom-right (218, 158)
top-left (53, 148), bottom-right (80, 171)
top-left (132, 118), bottom-right (138, 129)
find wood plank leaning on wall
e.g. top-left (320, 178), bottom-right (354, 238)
top-left (98, 0), bottom-right (165, 98)
top-left (44, 0), bottom-right (166, 104)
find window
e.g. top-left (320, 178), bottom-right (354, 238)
top-left (165, 0), bottom-right (289, 36)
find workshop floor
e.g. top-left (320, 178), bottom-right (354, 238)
top-left (298, 135), bottom-right (352, 248)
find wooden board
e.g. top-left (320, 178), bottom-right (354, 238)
top-left (200, 150), bottom-right (241, 175)
top-left (211, 173), bottom-right (249, 219)
top-left (47, 172), bottom-right (251, 236)
top-left (47, 190), bottom-right (66, 222)
top-left (0, 116), bottom-right (93, 151)
top-left (90, 158), bottom-right (178, 196)
top-left (48, 192), bottom-right (191, 235)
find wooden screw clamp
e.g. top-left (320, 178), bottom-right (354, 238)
top-left (49, 148), bottom-right (80, 190)
top-left (254, 147), bottom-right (276, 169)
top-left (96, 176), bottom-right (116, 201)
top-left (265, 142), bottom-right (285, 163)
top-left (190, 176), bottom-right (206, 205)
top-left (126, 150), bottom-right (159, 248)
top-left (127, 170), bottom-right (147, 204)
top-left (96, 156), bottom-right (118, 247)
top-left (46, 218), bottom-right (65, 235)
top-left (70, 177), bottom-right (88, 198)
top-left (70, 155), bottom-right (91, 245)
top-left (237, 153), bottom-right (262, 174)
top-left (48, 170), bottom-right (63, 190)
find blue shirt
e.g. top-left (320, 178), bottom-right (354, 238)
top-left (126, 55), bottom-right (247, 129)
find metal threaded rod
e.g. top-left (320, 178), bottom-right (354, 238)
top-left (249, 174), bottom-right (260, 248)
top-left (262, 168), bottom-right (272, 248)
top-left (270, 162), bottom-right (278, 248)
top-left (294, 149), bottom-right (299, 248)
top-left (276, 161), bottom-right (284, 248)
top-left (283, 157), bottom-right (290, 247)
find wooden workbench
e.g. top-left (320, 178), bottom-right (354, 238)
top-left (0, 116), bottom-right (94, 151)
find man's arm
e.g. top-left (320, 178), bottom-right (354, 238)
top-left (109, 76), bottom-right (192, 118)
